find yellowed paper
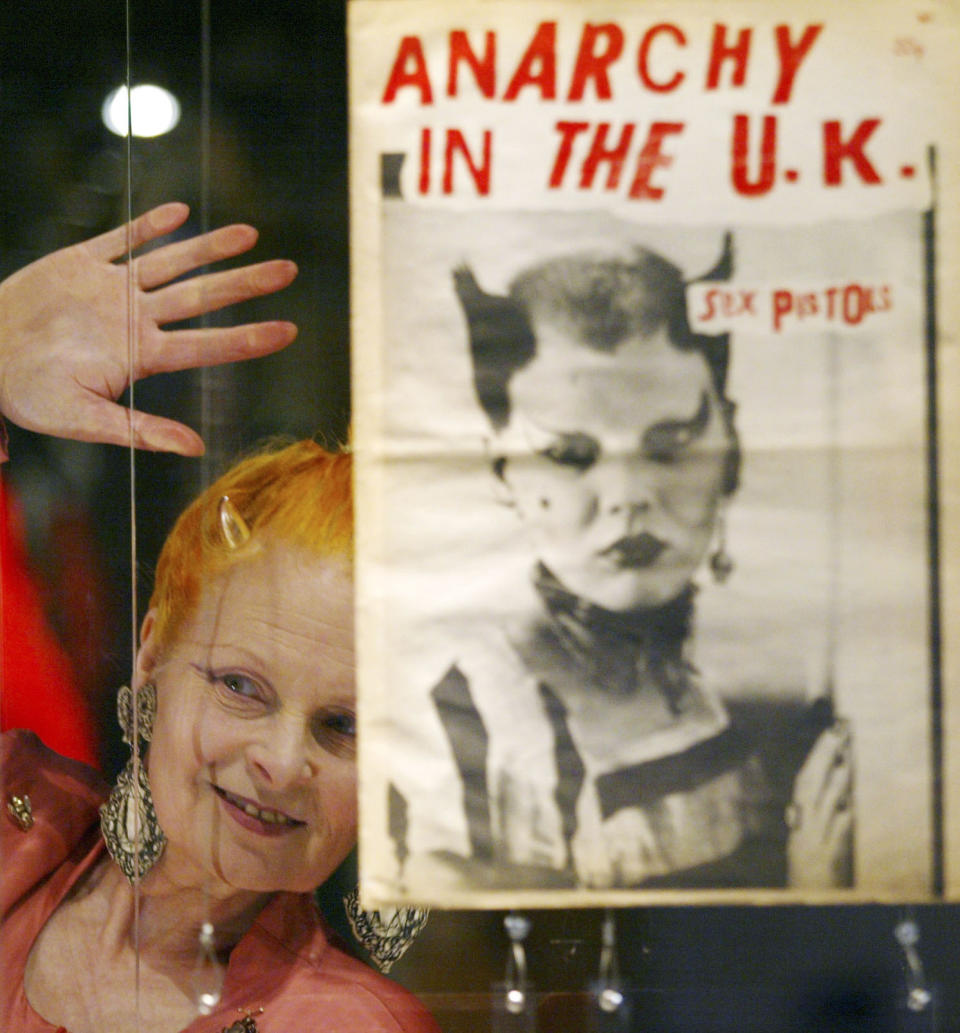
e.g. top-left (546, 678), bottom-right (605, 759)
top-left (350, 0), bottom-right (960, 907)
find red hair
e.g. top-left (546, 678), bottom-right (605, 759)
top-left (148, 440), bottom-right (352, 654)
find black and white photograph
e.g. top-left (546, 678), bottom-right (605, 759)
top-left (349, 0), bottom-right (960, 907)
top-left (358, 206), bottom-right (934, 905)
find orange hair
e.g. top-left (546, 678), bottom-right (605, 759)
top-left (148, 439), bottom-right (352, 654)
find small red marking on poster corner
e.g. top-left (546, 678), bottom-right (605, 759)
top-left (784, 169), bottom-right (799, 182)
top-left (901, 165), bottom-right (916, 179)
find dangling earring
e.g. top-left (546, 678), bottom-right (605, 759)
top-left (709, 508), bottom-right (735, 583)
top-left (343, 886), bottom-right (430, 972)
top-left (100, 682), bottom-right (166, 881)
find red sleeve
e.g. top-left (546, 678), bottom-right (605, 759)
top-left (0, 479), bottom-right (99, 768)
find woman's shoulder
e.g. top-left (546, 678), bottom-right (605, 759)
top-left (1, 728), bottom-right (108, 805)
top-left (305, 941), bottom-right (442, 1032)
top-left (257, 940), bottom-right (442, 1033)
top-left (236, 893), bottom-right (441, 1033)
top-left (0, 729), bottom-right (108, 915)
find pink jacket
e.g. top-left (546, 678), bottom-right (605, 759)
top-left (0, 730), bottom-right (439, 1033)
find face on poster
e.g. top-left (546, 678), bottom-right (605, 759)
top-left (349, 0), bottom-right (960, 907)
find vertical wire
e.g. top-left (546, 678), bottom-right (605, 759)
top-left (122, 0), bottom-right (143, 1029)
top-left (199, 0), bottom-right (213, 488)
top-left (198, 0), bottom-right (241, 488)
top-left (923, 145), bottom-right (943, 895)
top-left (194, 3), bottom-right (224, 1015)
top-left (824, 329), bottom-right (840, 710)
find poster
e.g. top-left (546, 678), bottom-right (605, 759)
top-left (349, 0), bottom-right (960, 907)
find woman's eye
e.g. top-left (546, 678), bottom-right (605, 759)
top-left (219, 673), bottom-right (261, 700)
top-left (311, 708), bottom-right (357, 758)
top-left (642, 391), bottom-right (711, 463)
top-left (642, 430), bottom-right (686, 463)
top-left (539, 433), bottom-right (599, 472)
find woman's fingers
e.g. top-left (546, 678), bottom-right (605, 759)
top-left (85, 202), bottom-right (192, 262)
top-left (71, 204), bottom-right (299, 329)
top-left (0, 204), bottom-right (299, 454)
top-left (791, 723), bottom-right (853, 841)
top-left (72, 395), bottom-right (206, 455)
top-left (30, 388), bottom-right (206, 456)
top-left (805, 751), bottom-right (853, 843)
top-left (820, 745), bottom-right (853, 833)
top-left (139, 321), bottom-right (299, 376)
top-left (792, 724), bottom-right (843, 809)
top-left (133, 223), bottom-right (260, 290)
top-left (145, 259), bottom-right (299, 324)
top-left (125, 412), bottom-right (206, 456)
top-left (787, 721), bottom-right (855, 889)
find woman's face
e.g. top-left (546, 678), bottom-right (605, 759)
top-left (495, 322), bottom-right (733, 612)
top-left (141, 544), bottom-right (357, 896)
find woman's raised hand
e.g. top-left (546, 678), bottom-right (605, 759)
top-left (787, 720), bottom-right (854, 889)
top-left (0, 202), bottom-right (298, 456)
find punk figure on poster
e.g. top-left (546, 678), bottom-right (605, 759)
top-left (349, 0), bottom-right (960, 907)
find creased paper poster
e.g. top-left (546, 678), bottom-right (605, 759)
top-left (349, 0), bottom-right (960, 907)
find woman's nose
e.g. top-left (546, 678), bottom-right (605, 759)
top-left (590, 457), bottom-right (655, 522)
top-left (246, 722), bottom-right (316, 789)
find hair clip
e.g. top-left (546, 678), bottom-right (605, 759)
top-left (218, 495), bottom-right (251, 550)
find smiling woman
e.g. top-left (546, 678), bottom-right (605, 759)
top-left (143, 498), bottom-right (358, 897)
top-left (0, 210), bottom-right (439, 1033)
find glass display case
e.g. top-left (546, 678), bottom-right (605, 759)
top-left (1, 3), bottom-right (957, 1031)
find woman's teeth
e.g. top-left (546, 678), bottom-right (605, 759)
top-left (219, 788), bottom-right (301, 826)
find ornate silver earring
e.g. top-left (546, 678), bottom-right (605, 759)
top-left (343, 886), bottom-right (429, 972)
top-left (709, 509), bottom-right (735, 583)
top-left (100, 682), bottom-right (166, 882)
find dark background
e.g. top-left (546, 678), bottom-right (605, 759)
top-left (1, 2), bottom-right (957, 1030)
